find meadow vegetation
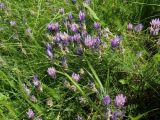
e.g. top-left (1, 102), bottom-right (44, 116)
top-left (0, 0), bottom-right (160, 120)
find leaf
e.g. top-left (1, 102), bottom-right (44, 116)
top-left (154, 53), bottom-right (160, 62)
top-left (129, 108), bottom-right (159, 120)
top-left (57, 71), bottom-right (86, 97)
top-left (119, 79), bottom-right (128, 85)
top-left (0, 93), bottom-right (8, 101)
top-left (83, 3), bottom-right (100, 21)
top-left (43, 84), bottom-right (60, 101)
top-left (85, 58), bottom-right (104, 96)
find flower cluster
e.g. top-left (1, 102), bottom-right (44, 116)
top-left (127, 23), bottom-right (143, 32)
top-left (103, 94), bottom-right (126, 120)
top-left (128, 19), bottom-right (160, 36)
top-left (46, 9), bottom-right (114, 53)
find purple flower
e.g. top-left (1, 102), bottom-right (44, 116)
top-left (70, 23), bottom-right (79, 33)
top-left (76, 47), bottom-right (83, 55)
top-left (110, 112), bottom-right (117, 120)
top-left (134, 23), bottom-right (143, 32)
top-left (68, 12), bottom-right (73, 21)
top-left (103, 95), bottom-right (111, 106)
top-left (59, 32), bottom-right (69, 45)
top-left (46, 43), bottom-right (52, 50)
top-left (10, 21), bottom-right (16, 26)
top-left (94, 22), bottom-right (100, 29)
top-left (110, 112), bottom-right (124, 120)
top-left (127, 23), bottom-right (133, 30)
top-left (26, 109), bottom-right (35, 119)
top-left (47, 67), bottom-right (56, 78)
top-left (55, 32), bottom-right (61, 43)
top-left (46, 43), bottom-right (53, 59)
top-left (72, 73), bottom-right (80, 82)
top-left (47, 23), bottom-right (59, 32)
top-left (73, 33), bottom-right (81, 42)
top-left (26, 28), bottom-right (32, 34)
top-left (68, 35), bottom-right (74, 42)
top-left (32, 75), bottom-right (41, 87)
top-left (60, 32), bottom-right (69, 41)
top-left (93, 37), bottom-right (101, 47)
top-left (59, 8), bottom-right (64, 14)
top-left (111, 36), bottom-right (121, 48)
top-left (115, 94), bottom-right (126, 108)
top-left (84, 35), bottom-right (94, 47)
top-left (47, 49), bottom-right (53, 59)
top-left (0, 3), bottom-right (5, 9)
top-left (79, 11), bottom-right (85, 22)
top-left (150, 18), bottom-right (160, 36)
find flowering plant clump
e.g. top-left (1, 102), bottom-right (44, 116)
top-left (39, 6), bottom-right (129, 119)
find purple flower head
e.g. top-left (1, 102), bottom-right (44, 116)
top-left (72, 73), bottom-right (80, 82)
top-left (0, 3), bottom-right (5, 9)
top-left (110, 112), bottom-right (124, 120)
top-left (84, 35), bottom-right (94, 47)
top-left (46, 43), bottom-right (52, 50)
top-left (110, 112), bottom-right (117, 120)
top-left (93, 37), bottom-right (101, 48)
top-left (60, 32), bottom-right (69, 45)
top-left (47, 49), bottom-right (53, 59)
top-left (111, 36), bottom-right (121, 48)
top-left (103, 95), bottom-right (111, 106)
top-left (47, 67), bottom-right (56, 78)
top-left (94, 22), bottom-right (100, 29)
top-left (47, 23), bottom-right (59, 32)
top-left (68, 35), bottom-right (74, 42)
top-left (76, 47), bottom-right (83, 55)
top-left (115, 94), bottom-right (126, 108)
top-left (26, 109), bottom-right (35, 119)
top-left (76, 116), bottom-right (83, 120)
top-left (73, 33), bottom-right (81, 42)
top-left (59, 8), bottom-right (64, 14)
top-left (10, 21), bottom-right (16, 27)
top-left (26, 28), bottom-right (32, 34)
top-left (46, 43), bottom-right (53, 59)
top-left (127, 23), bottom-right (133, 30)
top-left (68, 12), bottom-right (73, 21)
top-left (79, 11), bottom-right (85, 22)
top-left (32, 75), bottom-right (41, 87)
top-left (150, 18), bottom-right (160, 36)
top-left (60, 32), bottom-right (69, 41)
top-left (134, 23), bottom-right (143, 32)
top-left (70, 23), bottom-right (79, 33)
top-left (55, 32), bottom-right (61, 43)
